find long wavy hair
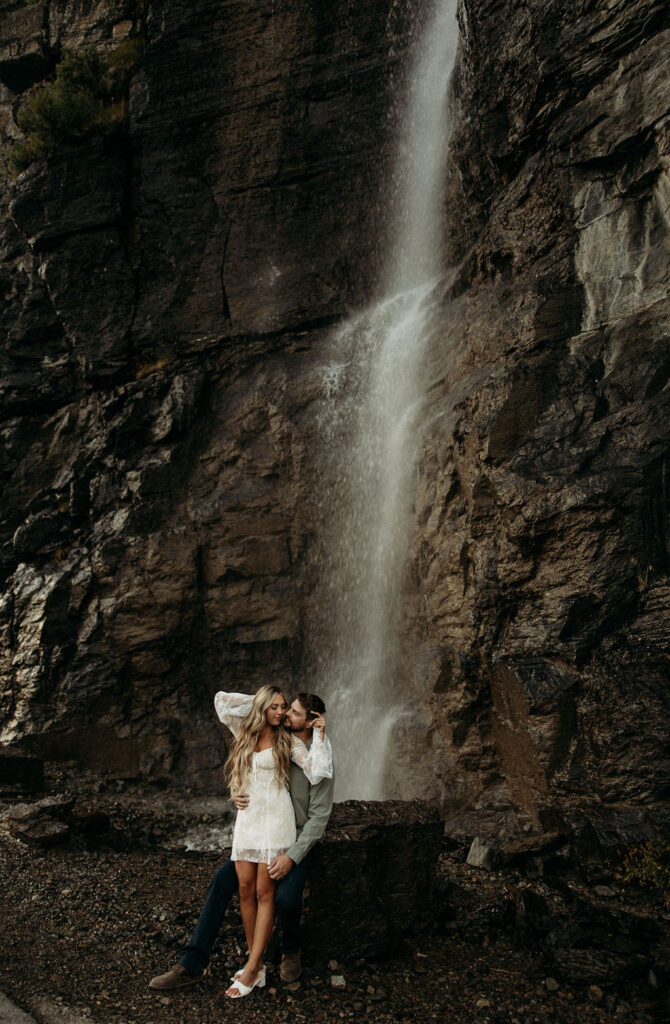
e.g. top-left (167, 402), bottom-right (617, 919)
top-left (225, 685), bottom-right (292, 797)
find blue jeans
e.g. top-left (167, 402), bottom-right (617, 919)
top-left (179, 849), bottom-right (317, 975)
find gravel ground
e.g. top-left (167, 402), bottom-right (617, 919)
top-left (0, 771), bottom-right (666, 1024)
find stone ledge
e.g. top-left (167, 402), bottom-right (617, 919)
top-left (301, 799), bottom-right (444, 962)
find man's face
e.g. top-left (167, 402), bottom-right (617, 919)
top-left (284, 699), bottom-right (309, 732)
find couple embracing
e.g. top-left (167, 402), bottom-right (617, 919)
top-left (150, 686), bottom-right (334, 999)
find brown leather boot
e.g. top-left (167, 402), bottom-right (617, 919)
top-left (280, 952), bottom-right (302, 983)
top-left (149, 964), bottom-right (199, 990)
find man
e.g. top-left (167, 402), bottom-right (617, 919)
top-left (149, 692), bottom-right (334, 988)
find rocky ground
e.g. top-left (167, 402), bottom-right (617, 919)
top-left (0, 764), bottom-right (668, 1024)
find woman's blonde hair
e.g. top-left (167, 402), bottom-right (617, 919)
top-left (225, 685), bottom-right (292, 796)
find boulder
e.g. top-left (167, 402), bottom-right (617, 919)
top-left (7, 814), bottom-right (71, 848)
top-left (499, 832), bottom-right (565, 868)
top-left (300, 799), bottom-right (443, 962)
top-left (4, 794), bottom-right (76, 848)
top-left (6, 794), bottom-right (75, 821)
top-left (467, 837), bottom-right (499, 871)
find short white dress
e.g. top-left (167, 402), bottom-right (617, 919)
top-left (215, 691), bottom-right (333, 864)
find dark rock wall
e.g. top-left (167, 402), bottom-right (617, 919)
top-left (0, 0), bottom-right (416, 783)
top-left (408, 0), bottom-right (670, 842)
top-left (1, 0), bottom-right (669, 845)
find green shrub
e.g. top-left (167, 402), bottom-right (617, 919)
top-left (5, 39), bottom-right (145, 174)
top-left (616, 840), bottom-right (670, 905)
top-left (105, 36), bottom-right (146, 95)
top-left (7, 136), bottom-right (48, 173)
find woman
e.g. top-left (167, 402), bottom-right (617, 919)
top-left (214, 685), bottom-right (332, 999)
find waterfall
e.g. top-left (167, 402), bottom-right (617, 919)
top-left (310, 0), bottom-right (459, 800)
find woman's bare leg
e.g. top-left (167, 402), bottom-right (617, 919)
top-left (234, 861), bottom-right (258, 960)
top-left (235, 864), bottom-right (275, 988)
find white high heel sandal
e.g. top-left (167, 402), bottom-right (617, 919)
top-left (226, 966), bottom-right (266, 999)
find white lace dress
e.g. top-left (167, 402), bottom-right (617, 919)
top-left (215, 691), bottom-right (333, 864)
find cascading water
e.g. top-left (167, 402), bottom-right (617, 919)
top-left (309, 0), bottom-right (460, 800)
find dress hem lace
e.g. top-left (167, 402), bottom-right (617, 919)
top-left (232, 847), bottom-right (289, 864)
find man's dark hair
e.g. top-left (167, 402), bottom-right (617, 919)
top-left (293, 692), bottom-right (326, 717)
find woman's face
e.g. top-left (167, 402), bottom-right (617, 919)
top-left (265, 694), bottom-right (288, 727)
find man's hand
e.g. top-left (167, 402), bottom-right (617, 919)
top-left (268, 854), bottom-right (294, 881)
top-left (310, 712), bottom-right (326, 739)
top-left (232, 792), bottom-right (249, 810)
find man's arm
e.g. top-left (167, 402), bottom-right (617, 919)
top-left (283, 773), bottom-right (334, 866)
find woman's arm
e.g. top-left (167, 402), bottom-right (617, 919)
top-left (214, 692), bottom-right (254, 737)
top-left (290, 731), bottom-right (333, 784)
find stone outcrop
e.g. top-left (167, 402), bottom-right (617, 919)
top-left (0, 0), bottom-right (669, 848)
top-left (5, 793), bottom-right (74, 846)
top-left (300, 799), bottom-right (444, 960)
top-left (402, 0), bottom-right (670, 844)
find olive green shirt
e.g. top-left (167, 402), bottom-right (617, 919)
top-left (285, 736), bottom-right (335, 865)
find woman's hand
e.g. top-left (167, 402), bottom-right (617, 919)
top-left (232, 792), bottom-right (249, 810)
top-left (311, 712), bottom-right (326, 739)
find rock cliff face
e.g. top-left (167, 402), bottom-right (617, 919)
top-left (408, 0), bottom-right (670, 843)
top-left (1, 0), bottom-right (669, 846)
top-left (0, 0), bottom-right (416, 782)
